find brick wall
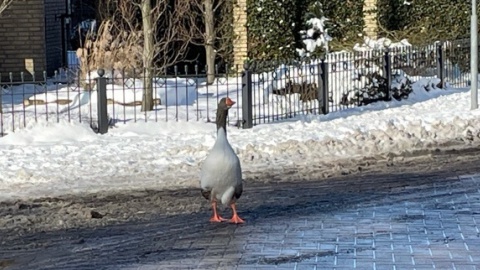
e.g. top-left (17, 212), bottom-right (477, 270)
top-left (0, 0), bottom-right (46, 80)
top-left (363, 0), bottom-right (378, 38)
top-left (233, 0), bottom-right (248, 69)
top-left (44, 0), bottom-right (66, 75)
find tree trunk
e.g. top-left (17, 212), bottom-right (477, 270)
top-left (141, 0), bottom-right (155, 112)
top-left (204, 0), bottom-right (216, 85)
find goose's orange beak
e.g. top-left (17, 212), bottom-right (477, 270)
top-left (226, 98), bottom-right (236, 108)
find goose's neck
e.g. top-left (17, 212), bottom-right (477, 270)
top-left (216, 109), bottom-right (228, 135)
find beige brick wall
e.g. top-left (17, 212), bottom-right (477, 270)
top-left (233, 0), bottom-right (248, 69)
top-left (363, 0), bottom-right (378, 38)
top-left (0, 0), bottom-right (46, 80)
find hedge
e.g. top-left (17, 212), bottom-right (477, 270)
top-left (378, 0), bottom-right (478, 44)
top-left (246, 0), bottom-right (365, 60)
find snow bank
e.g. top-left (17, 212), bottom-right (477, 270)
top-left (0, 86), bottom-right (479, 201)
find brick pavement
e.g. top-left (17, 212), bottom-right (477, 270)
top-left (1, 171), bottom-right (480, 270)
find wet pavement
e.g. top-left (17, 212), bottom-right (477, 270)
top-left (1, 151), bottom-right (480, 269)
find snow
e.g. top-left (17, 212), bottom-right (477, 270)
top-left (298, 16), bottom-right (332, 57)
top-left (1, 81), bottom-right (479, 202)
top-left (353, 37), bottom-right (412, 51)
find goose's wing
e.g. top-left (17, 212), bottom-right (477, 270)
top-left (233, 179), bottom-right (243, 200)
top-left (232, 153), bottom-right (243, 200)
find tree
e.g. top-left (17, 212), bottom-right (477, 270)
top-left (0, 0), bottom-right (14, 16)
top-left (136, 0), bottom-right (195, 111)
top-left (80, 0), bottom-right (194, 111)
top-left (190, 0), bottom-right (234, 84)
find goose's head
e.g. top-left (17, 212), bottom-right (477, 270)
top-left (216, 97), bottom-right (235, 133)
top-left (218, 97), bottom-right (236, 111)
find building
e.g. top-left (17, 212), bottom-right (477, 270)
top-left (0, 0), bottom-right (68, 80)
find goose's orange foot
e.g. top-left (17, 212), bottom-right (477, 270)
top-left (209, 214), bottom-right (225, 223)
top-left (228, 202), bottom-right (245, 224)
top-left (209, 201), bottom-right (225, 222)
top-left (228, 214), bottom-right (245, 224)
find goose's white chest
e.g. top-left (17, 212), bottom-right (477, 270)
top-left (200, 128), bottom-right (242, 203)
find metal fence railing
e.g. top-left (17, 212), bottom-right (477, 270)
top-left (243, 60), bottom-right (327, 126)
top-left (0, 66), bottom-right (243, 136)
top-left (0, 40), bottom-right (476, 136)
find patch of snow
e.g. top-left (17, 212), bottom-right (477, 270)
top-left (354, 37), bottom-right (412, 51)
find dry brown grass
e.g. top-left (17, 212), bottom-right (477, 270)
top-left (76, 20), bottom-right (143, 81)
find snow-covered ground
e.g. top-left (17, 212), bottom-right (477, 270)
top-left (1, 81), bottom-right (480, 202)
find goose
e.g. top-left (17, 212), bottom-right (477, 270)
top-left (200, 97), bottom-right (244, 224)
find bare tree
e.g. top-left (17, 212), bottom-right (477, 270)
top-left (0, 0), bottom-right (14, 16)
top-left (135, 0), bottom-right (195, 111)
top-left (80, 0), bottom-right (194, 111)
top-left (190, 0), bottom-right (234, 84)
top-left (140, 0), bottom-right (155, 111)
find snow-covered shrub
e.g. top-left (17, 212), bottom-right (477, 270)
top-left (340, 71), bottom-right (413, 106)
top-left (296, 2), bottom-right (331, 57)
top-left (340, 72), bottom-right (388, 106)
top-left (296, 1), bottom-right (365, 57)
top-left (390, 73), bottom-right (413, 99)
top-left (297, 16), bottom-right (332, 57)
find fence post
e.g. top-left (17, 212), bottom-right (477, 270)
top-left (383, 49), bottom-right (392, 101)
top-left (318, 57), bottom-right (329, 114)
top-left (436, 42), bottom-right (444, 88)
top-left (95, 69), bottom-right (109, 134)
top-left (242, 62), bottom-right (253, 129)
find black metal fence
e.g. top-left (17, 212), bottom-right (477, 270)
top-left (0, 40), bottom-right (476, 136)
